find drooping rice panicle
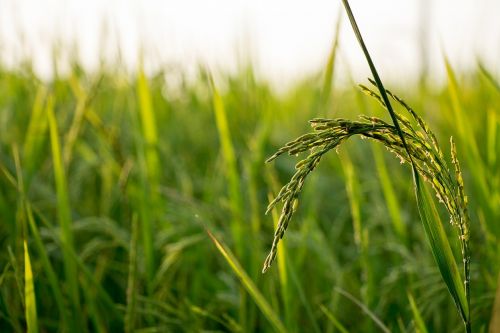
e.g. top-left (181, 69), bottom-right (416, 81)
top-left (263, 91), bottom-right (472, 329)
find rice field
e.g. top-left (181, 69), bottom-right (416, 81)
top-left (1, 8), bottom-right (500, 332)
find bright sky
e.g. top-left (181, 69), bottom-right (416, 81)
top-left (0, 0), bottom-right (499, 85)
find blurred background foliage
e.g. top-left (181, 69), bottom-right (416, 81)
top-left (0, 55), bottom-right (499, 332)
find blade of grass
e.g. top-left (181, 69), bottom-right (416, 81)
top-left (62, 73), bottom-right (101, 166)
top-left (490, 274), bottom-right (500, 333)
top-left (445, 57), bottom-right (494, 236)
top-left (415, 183), bottom-right (468, 325)
top-left (8, 246), bottom-right (25, 312)
top-left (31, 205), bottom-right (121, 321)
top-left (23, 86), bottom-right (48, 186)
top-left (478, 61), bottom-right (500, 92)
top-left (24, 241), bottom-right (38, 333)
top-left (444, 58), bottom-right (483, 164)
top-left (47, 94), bottom-right (81, 322)
top-left (486, 110), bottom-right (497, 169)
top-left (14, 132), bottom-right (70, 329)
top-left (407, 292), bottom-right (429, 333)
top-left (80, 273), bottom-right (107, 333)
top-left (189, 304), bottom-right (242, 332)
top-left (208, 75), bottom-right (243, 246)
top-left (372, 144), bottom-right (406, 241)
top-left (135, 66), bottom-right (160, 291)
top-left (268, 177), bottom-right (319, 331)
top-left (286, 256), bottom-right (322, 333)
top-left (319, 304), bottom-right (349, 333)
top-left (208, 74), bottom-right (248, 328)
top-left (340, 152), bottom-right (374, 306)
top-left (137, 67), bottom-right (160, 184)
top-left (206, 229), bottom-right (286, 333)
top-left (125, 214), bottom-right (139, 333)
top-left (335, 287), bottom-right (390, 333)
top-left (25, 203), bottom-right (69, 329)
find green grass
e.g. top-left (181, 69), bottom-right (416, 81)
top-left (0, 33), bottom-right (499, 332)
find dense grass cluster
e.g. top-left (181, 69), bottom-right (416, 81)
top-left (0, 56), bottom-right (499, 332)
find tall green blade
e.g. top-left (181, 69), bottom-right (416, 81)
top-left (23, 86), bottom-right (48, 186)
top-left (207, 230), bottom-right (286, 333)
top-left (415, 182), bottom-right (468, 324)
top-left (136, 67), bottom-right (161, 291)
top-left (408, 292), bottom-right (429, 333)
top-left (208, 75), bottom-right (243, 250)
top-left (372, 144), bottom-right (406, 241)
top-left (47, 95), bottom-right (81, 322)
top-left (24, 241), bottom-right (38, 333)
top-left (319, 305), bottom-right (349, 333)
top-left (125, 215), bottom-right (139, 333)
top-left (341, 153), bottom-right (374, 306)
top-left (137, 67), bottom-right (160, 184)
top-left (26, 203), bottom-right (69, 329)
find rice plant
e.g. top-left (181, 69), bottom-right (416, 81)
top-left (263, 1), bottom-right (472, 331)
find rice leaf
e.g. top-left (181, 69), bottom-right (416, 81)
top-left (490, 275), bottom-right (500, 332)
top-left (208, 75), bottom-right (243, 249)
top-left (319, 305), bottom-right (349, 333)
top-left (26, 203), bottom-right (69, 329)
top-left (136, 66), bottom-right (160, 291)
top-left (24, 241), bottom-right (38, 333)
top-left (372, 144), bottom-right (406, 240)
top-left (407, 292), bottom-right (429, 333)
top-left (341, 153), bottom-right (374, 306)
top-left (206, 229), bottom-right (286, 333)
top-left (31, 205), bottom-right (122, 321)
top-left (47, 94), bottom-right (81, 318)
top-left (137, 66), bottom-right (160, 183)
top-left (23, 86), bottom-right (48, 185)
top-left (125, 215), bottom-right (139, 333)
top-left (414, 182), bottom-right (468, 324)
top-left (478, 61), bottom-right (500, 92)
top-left (335, 287), bottom-right (390, 333)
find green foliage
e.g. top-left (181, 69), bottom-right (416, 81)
top-left (0, 56), bottom-right (498, 332)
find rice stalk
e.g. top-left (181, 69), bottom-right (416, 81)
top-left (263, 2), bottom-right (472, 331)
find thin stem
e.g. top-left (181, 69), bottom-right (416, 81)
top-left (339, 0), bottom-right (415, 169)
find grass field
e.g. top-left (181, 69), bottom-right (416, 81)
top-left (0, 32), bottom-right (499, 331)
